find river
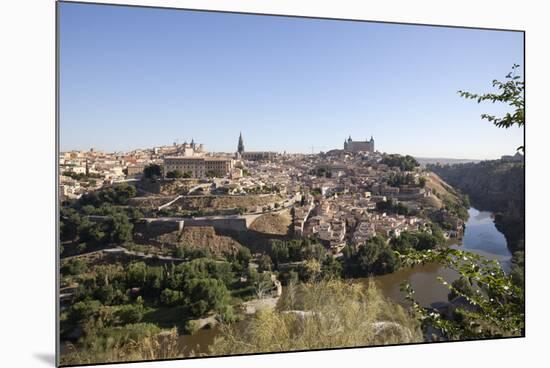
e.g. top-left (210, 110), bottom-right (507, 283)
top-left (367, 207), bottom-right (511, 307)
top-left (61, 207), bottom-right (510, 358)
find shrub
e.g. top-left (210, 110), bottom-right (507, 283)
top-left (160, 289), bottom-right (184, 307)
top-left (60, 324), bottom-right (179, 366)
top-left (115, 304), bottom-right (144, 325)
top-left (211, 279), bottom-right (422, 355)
top-left (61, 259), bottom-right (88, 276)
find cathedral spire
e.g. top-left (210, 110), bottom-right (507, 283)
top-left (237, 132), bottom-right (245, 154)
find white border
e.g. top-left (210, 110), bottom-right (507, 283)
top-left (1, 1), bottom-right (548, 367)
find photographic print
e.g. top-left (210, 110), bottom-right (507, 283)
top-left (57, 2), bottom-right (525, 366)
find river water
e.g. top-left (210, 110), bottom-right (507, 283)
top-left (367, 207), bottom-right (511, 307)
top-left (177, 207), bottom-right (511, 354)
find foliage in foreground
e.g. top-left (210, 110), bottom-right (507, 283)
top-left (458, 64), bottom-right (524, 151)
top-left (400, 248), bottom-right (524, 340)
top-left (210, 279), bottom-right (422, 355)
top-left (60, 324), bottom-right (183, 366)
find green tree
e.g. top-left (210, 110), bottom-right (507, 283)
top-left (371, 247), bottom-right (398, 275)
top-left (270, 240), bottom-right (289, 267)
top-left (78, 183), bottom-right (136, 207)
top-left (321, 255), bottom-right (342, 279)
top-left (415, 232), bottom-right (439, 251)
top-left (160, 289), bottom-right (184, 307)
top-left (127, 262), bottom-right (147, 288)
top-left (61, 259), bottom-right (88, 276)
top-left (95, 284), bottom-right (115, 305)
top-left (60, 207), bottom-right (81, 241)
top-left (236, 247), bottom-right (252, 268)
top-left (172, 247), bottom-right (185, 259)
top-left (143, 164), bottom-right (162, 179)
top-left (67, 300), bottom-right (102, 326)
top-left (390, 231), bottom-right (419, 253)
top-left (166, 170), bottom-right (183, 179)
top-left (78, 219), bottom-right (106, 245)
top-left (458, 64), bottom-right (524, 152)
top-left (298, 259), bottom-right (322, 282)
top-left (112, 183), bottom-right (137, 204)
top-left (400, 248), bottom-right (524, 339)
top-left (303, 242), bottom-right (326, 262)
top-left (258, 254), bottom-right (273, 273)
top-left (106, 213), bottom-right (134, 244)
top-left (381, 154), bottom-right (419, 171)
top-left (115, 304), bottom-right (144, 325)
top-left (344, 236), bottom-right (397, 277)
top-left (187, 278), bottom-right (232, 317)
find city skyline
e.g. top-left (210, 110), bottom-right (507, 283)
top-left (59, 3), bottom-right (524, 159)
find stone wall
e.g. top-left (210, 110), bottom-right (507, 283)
top-left (134, 217), bottom-right (249, 241)
top-left (184, 217), bottom-right (248, 232)
top-left (134, 219), bottom-right (184, 240)
top-left (135, 179), bottom-right (162, 194)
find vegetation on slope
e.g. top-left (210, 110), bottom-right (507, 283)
top-left (210, 279), bottom-right (422, 355)
top-left (61, 324), bottom-right (182, 366)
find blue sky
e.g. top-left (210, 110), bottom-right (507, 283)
top-left (59, 2), bottom-right (524, 159)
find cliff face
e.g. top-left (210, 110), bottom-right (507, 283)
top-left (428, 160), bottom-right (525, 252)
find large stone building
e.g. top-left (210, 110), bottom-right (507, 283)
top-left (163, 156), bottom-right (234, 178)
top-left (235, 133), bottom-right (277, 161)
top-left (344, 135), bottom-right (375, 153)
top-left (175, 139), bottom-right (205, 157)
top-left (126, 164), bottom-right (145, 177)
top-left (241, 151), bottom-right (277, 161)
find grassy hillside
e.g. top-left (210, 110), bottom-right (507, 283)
top-left (421, 172), bottom-right (463, 210)
top-left (156, 227), bottom-right (243, 257)
top-left (211, 279), bottom-right (422, 356)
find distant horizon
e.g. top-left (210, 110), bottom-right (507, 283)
top-left (59, 3), bottom-right (524, 160)
top-left (60, 136), bottom-right (520, 161)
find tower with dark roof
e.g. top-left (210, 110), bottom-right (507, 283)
top-left (237, 132), bottom-right (245, 155)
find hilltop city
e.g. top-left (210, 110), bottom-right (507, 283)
top-left (60, 133), bottom-right (469, 253)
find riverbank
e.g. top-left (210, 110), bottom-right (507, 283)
top-left (367, 207), bottom-right (511, 307)
top-left (173, 207), bottom-right (510, 355)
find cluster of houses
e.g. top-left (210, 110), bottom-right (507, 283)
top-left (293, 193), bottom-right (427, 253)
top-left (278, 150), bottom-right (449, 252)
top-left (60, 140), bottom-right (464, 253)
top-left (59, 149), bottom-right (149, 199)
